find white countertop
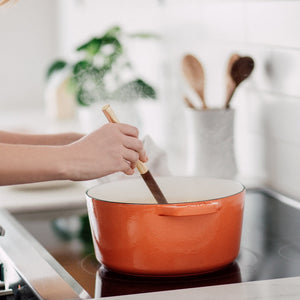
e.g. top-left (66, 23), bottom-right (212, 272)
top-left (0, 181), bottom-right (88, 213)
top-left (100, 276), bottom-right (300, 300)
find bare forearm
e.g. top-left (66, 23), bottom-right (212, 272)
top-left (0, 130), bottom-right (83, 145)
top-left (0, 143), bottom-right (69, 185)
top-left (0, 123), bottom-right (148, 186)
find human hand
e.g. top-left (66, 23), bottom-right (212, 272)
top-left (63, 123), bottom-right (148, 181)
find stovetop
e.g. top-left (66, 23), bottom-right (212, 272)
top-left (0, 209), bottom-right (90, 300)
top-left (1, 188), bottom-right (300, 299)
top-left (88, 188), bottom-right (300, 298)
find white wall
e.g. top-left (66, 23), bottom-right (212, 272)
top-left (0, 0), bottom-right (58, 109)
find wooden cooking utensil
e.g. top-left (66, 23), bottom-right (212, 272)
top-left (183, 96), bottom-right (196, 109)
top-left (225, 53), bottom-right (240, 109)
top-left (225, 55), bottom-right (255, 109)
top-left (102, 104), bottom-right (168, 205)
top-left (182, 54), bottom-right (207, 109)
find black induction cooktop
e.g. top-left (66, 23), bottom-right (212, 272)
top-left (2, 188), bottom-right (300, 299)
top-left (92, 189), bottom-right (300, 297)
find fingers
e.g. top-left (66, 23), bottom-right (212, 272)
top-left (117, 123), bottom-right (139, 138)
top-left (116, 123), bottom-right (148, 163)
top-left (120, 160), bottom-right (135, 175)
top-left (122, 147), bottom-right (140, 164)
top-left (120, 145), bottom-right (147, 176)
top-left (102, 123), bottom-right (148, 175)
top-left (122, 136), bottom-right (148, 162)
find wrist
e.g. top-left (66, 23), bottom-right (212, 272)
top-left (56, 144), bottom-right (82, 181)
top-left (53, 145), bottom-right (73, 180)
top-left (59, 132), bottom-right (84, 145)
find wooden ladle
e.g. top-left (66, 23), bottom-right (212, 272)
top-left (225, 55), bottom-right (255, 109)
top-left (102, 104), bottom-right (168, 205)
top-left (182, 54), bottom-right (207, 109)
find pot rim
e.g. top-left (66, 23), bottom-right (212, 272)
top-left (86, 176), bottom-right (246, 206)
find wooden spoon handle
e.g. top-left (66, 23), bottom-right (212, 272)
top-left (102, 104), bottom-right (148, 174)
top-left (224, 54), bottom-right (240, 109)
top-left (184, 96), bottom-right (196, 109)
top-left (225, 83), bottom-right (237, 109)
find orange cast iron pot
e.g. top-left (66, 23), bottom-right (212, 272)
top-left (86, 176), bottom-right (245, 276)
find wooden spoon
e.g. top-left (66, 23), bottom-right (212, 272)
top-left (182, 54), bottom-right (207, 109)
top-left (183, 96), bottom-right (196, 109)
top-left (225, 55), bottom-right (255, 109)
top-left (102, 104), bottom-right (168, 205)
top-left (225, 53), bottom-right (240, 109)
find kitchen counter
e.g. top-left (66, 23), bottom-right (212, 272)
top-left (2, 207), bottom-right (300, 300)
top-left (100, 276), bottom-right (300, 300)
top-left (0, 181), bottom-right (88, 213)
top-left (2, 187), bottom-right (299, 300)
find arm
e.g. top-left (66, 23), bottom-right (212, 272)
top-left (0, 123), bottom-right (147, 186)
top-left (0, 143), bottom-right (66, 185)
top-left (0, 130), bottom-right (84, 145)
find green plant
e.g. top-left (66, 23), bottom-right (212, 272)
top-left (46, 26), bottom-right (157, 106)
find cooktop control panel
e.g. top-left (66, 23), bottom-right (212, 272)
top-left (0, 261), bottom-right (39, 300)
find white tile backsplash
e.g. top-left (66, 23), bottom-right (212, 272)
top-left (248, 47), bottom-right (300, 98)
top-left (263, 94), bottom-right (300, 145)
top-left (235, 131), bottom-right (267, 181)
top-left (245, 1), bottom-right (300, 48)
top-left (164, 1), bottom-right (246, 43)
top-left (265, 139), bottom-right (300, 198)
top-left (165, 0), bottom-right (300, 199)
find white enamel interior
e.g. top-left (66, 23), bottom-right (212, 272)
top-left (86, 176), bottom-right (244, 205)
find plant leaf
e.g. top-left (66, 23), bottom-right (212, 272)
top-left (74, 67), bottom-right (107, 106)
top-left (112, 79), bottom-right (156, 101)
top-left (46, 60), bottom-right (67, 80)
top-left (76, 88), bottom-right (90, 106)
top-left (104, 26), bottom-right (121, 38)
top-left (72, 60), bottom-right (92, 75)
top-left (101, 36), bottom-right (122, 51)
top-left (76, 38), bottom-right (102, 56)
top-left (128, 32), bottom-right (160, 39)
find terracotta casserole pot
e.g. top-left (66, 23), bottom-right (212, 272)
top-left (86, 176), bottom-right (245, 276)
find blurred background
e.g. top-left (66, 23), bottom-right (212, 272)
top-left (0, 0), bottom-right (300, 199)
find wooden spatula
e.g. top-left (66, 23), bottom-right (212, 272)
top-left (102, 104), bottom-right (168, 205)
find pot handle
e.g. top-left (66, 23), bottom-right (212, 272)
top-left (156, 201), bottom-right (221, 217)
